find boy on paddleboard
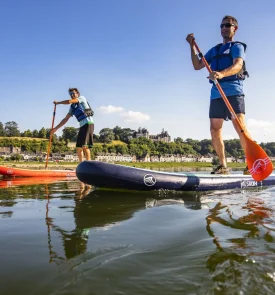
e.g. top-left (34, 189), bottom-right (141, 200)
top-left (51, 88), bottom-right (94, 162)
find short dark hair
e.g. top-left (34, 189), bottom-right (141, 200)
top-left (222, 15), bottom-right (238, 26)
top-left (68, 88), bottom-right (80, 94)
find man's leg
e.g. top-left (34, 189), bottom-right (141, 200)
top-left (210, 118), bottom-right (227, 167)
top-left (76, 147), bottom-right (84, 162)
top-left (83, 146), bottom-right (91, 160)
top-left (76, 124), bottom-right (93, 162)
top-left (82, 123), bottom-right (93, 161)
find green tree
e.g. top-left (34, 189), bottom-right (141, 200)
top-left (38, 127), bottom-right (47, 139)
top-left (10, 154), bottom-right (23, 161)
top-left (116, 144), bottom-right (129, 155)
top-left (99, 128), bottom-right (115, 143)
top-left (101, 144), bottom-right (108, 153)
top-left (22, 129), bottom-right (33, 137)
top-left (62, 127), bottom-right (78, 141)
top-left (224, 139), bottom-right (243, 158)
top-left (46, 128), bottom-right (51, 139)
top-left (119, 128), bottom-right (135, 143)
top-left (108, 145), bottom-right (116, 153)
top-left (93, 145), bottom-right (103, 155)
top-left (0, 122), bottom-right (5, 136)
top-left (137, 144), bottom-right (150, 158)
top-left (200, 139), bottom-right (214, 155)
top-left (261, 142), bottom-right (275, 156)
top-left (93, 134), bottom-right (100, 143)
top-left (174, 137), bottom-right (183, 143)
top-left (185, 138), bottom-right (201, 154)
top-left (212, 157), bottom-right (219, 166)
top-left (5, 121), bottom-right (20, 137)
top-left (113, 126), bottom-right (122, 140)
top-left (32, 129), bottom-right (39, 138)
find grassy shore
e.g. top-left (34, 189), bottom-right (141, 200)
top-left (115, 161), bottom-right (249, 169)
top-left (0, 160), bottom-right (251, 169)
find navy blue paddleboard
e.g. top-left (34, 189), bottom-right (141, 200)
top-left (76, 161), bottom-right (275, 191)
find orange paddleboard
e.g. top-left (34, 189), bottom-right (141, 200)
top-left (0, 165), bottom-right (76, 177)
top-left (0, 176), bottom-right (75, 188)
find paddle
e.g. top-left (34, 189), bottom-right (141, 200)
top-left (45, 104), bottom-right (56, 169)
top-left (192, 39), bottom-right (273, 181)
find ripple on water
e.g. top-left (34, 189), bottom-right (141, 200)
top-left (1, 180), bottom-right (275, 294)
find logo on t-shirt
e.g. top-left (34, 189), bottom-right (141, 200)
top-left (223, 49), bottom-right (230, 54)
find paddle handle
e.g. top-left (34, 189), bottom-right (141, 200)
top-left (45, 104), bottom-right (56, 169)
top-left (192, 40), bottom-right (245, 134)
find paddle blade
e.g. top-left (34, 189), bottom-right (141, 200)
top-left (245, 138), bottom-right (274, 181)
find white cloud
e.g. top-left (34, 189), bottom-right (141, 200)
top-left (247, 119), bottom-right (273, 128)
top-left (120, 111), bottom-right (150, 122)
top-left (99, 105), bottom-right (124, 113)
top-left (223, 134), bottom-right (236, 140)
top-left (247, 119), bottom-right (275, 142)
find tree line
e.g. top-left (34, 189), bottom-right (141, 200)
top-left (1, 121), bottom-right (275, 158)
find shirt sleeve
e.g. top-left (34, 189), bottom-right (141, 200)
top-left (78, 96), bottom-right (85, 104)
top-left (204, 47), bottom-right (213, 64)
top-left (231, 43), bottom-right (245, 61)
top-left (68, 105), bottom-right (73, 116)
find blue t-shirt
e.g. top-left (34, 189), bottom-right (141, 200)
top-left (204, 42), bottom-right (246, 99)
top-left (68, 96), bottom-right (94, 127)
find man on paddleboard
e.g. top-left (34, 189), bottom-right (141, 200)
top-left (186, 15), bottom-right (250, 175)
top-left (51, 88), bottom-right (94, 162)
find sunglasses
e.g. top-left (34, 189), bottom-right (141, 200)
top-left (69, 92), bottom-right (77, 95)
top-left (220, 23), bottom-right (235, 29)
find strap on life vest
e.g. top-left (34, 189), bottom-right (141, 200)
top-left (210, 41), bottom-right (249, 83)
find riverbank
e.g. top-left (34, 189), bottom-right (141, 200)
top-left (0, 161), bottom-right (249, 170)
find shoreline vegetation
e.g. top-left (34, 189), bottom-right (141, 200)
top-left (0, 161), bottom-right (253, 170)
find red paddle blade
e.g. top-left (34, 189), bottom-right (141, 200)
top-left (245, 139), bottom-right (274, 181)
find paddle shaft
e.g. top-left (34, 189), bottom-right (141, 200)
top-left (192, 40), bottom-right (246, 135)
top-left (45, 104), bottom-right (56, 169)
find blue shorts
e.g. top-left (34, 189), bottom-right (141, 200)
top-left (209, 95), bottom-right (245, 120)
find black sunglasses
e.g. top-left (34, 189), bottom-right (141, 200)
top-left (220, 23), bottom-right (235, 29)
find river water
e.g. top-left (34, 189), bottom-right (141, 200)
top-left (1, 174), bottom-right (275, 295)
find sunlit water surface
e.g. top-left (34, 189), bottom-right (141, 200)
top-left (1, 173), bottom-right (275, 295)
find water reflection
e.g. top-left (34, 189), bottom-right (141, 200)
top-left (45, 187), bottom-right (201, 261)
top-left (1, 178), bottom-right (275, 294)
top-left (203, 191), bottom-right (275, 293)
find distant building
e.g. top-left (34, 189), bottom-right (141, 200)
top-left (67, 142), bottom-right (76, 150)
top-left (149, 129), bottom-right (171, 143)
top-left (135, 127), bottom-right (149, 139)
top-left (0, 146), bottom-right (21, 154)
top-left (135, 128), bottom-right (171, 143)
top-left (95, 153), bottom-right (136, 162)
top-left (64, 154), bottom-right (79, 162)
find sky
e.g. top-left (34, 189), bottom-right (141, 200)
top-left (1, 0), bottom-right (275, 143)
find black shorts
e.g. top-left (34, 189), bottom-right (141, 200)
top-left (76, 124), bottom-right (94, 148)
top-left (209, 95), bottom-right (245, 120)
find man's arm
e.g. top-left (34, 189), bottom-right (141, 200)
top-left (54, 98), bottom-right (79, 105)
top-left (208, 58), bottom-right (243, 80)
top-left (186, 34), bottom-right (205, 70)
top-left (191, 45), bottom-right (205, 70)
top-left (51, 113), bottom-right (72, 134)
top-left (209, 43), bottom-right (245, 80)
top-left (220, 58), bottom-right (243, 76)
